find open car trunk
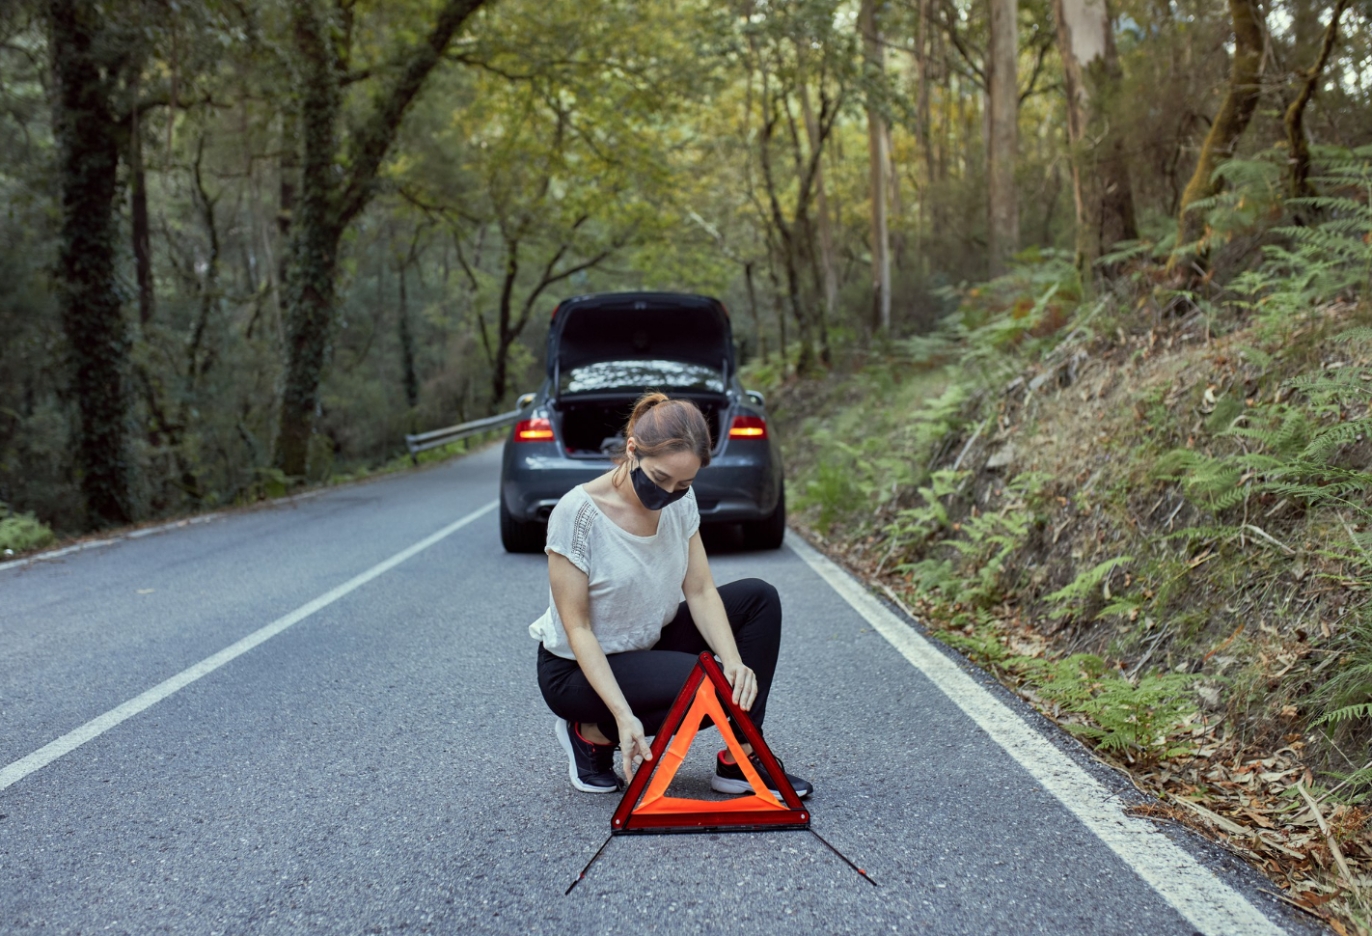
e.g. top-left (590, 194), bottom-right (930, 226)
top-left (545, 292), bottom-right (736, 459)
top-left (553, 392), bottom-right (728, 459)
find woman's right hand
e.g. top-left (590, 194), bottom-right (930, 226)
top-left (617, 714), bottom-right (653, 783)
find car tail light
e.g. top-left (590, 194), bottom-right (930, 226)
top-left (728, 415), bottom-right (767, 440)
top-left (515, 418), bottom-right (554, 442)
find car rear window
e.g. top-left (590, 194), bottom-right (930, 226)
top-left (560, 360), bottom-right (725, 395)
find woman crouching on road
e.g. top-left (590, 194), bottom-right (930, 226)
top-left (531, 391), bottom-right (811, 798)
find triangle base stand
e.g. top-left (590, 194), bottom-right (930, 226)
top-left (562, 653), bottom-right (877, 893)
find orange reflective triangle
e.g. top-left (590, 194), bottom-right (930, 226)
top-left (610, 653), bottom-right (809, 834)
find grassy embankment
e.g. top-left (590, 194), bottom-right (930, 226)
top-left (752, 152), bottom-right (1372, 933)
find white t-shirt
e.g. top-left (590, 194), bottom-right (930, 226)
top-left (530, 484), bottom-right (701, 660)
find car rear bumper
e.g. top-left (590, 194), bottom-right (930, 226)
top-left (501, 444), bottom-right (780, 524)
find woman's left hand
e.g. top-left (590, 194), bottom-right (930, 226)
top-left (722, 660), bottom-right (758, 711)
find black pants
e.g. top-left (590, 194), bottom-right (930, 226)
top-left (537, 578), bottom-right (782, 745)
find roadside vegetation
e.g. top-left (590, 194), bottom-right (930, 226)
top-left (758, 148), bottom-right (1372, 932)
top-left (0, 502), bottom-right (55, 556)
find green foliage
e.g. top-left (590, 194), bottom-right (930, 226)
top-left (1044, 556), bottom-right (1134, 618)
top-left (891, 470), bottom-right (1049, 607)
top-left (1316, 611), bottom-right (1372, 746)
top-left (794, 438), bottom-right (868, 535)
top-left (883, 468), bottom-right (964, 547)
top-left (1151, 448), bottom-right (1253, 512)
top-left (0, 503), bottom-right (56, 554)
top-left (1155, 316), bottom-right (1372, 526)
top-left (246, 467), bottom-right (290, 502)
top-left (1142, 321), bottom-right (1372, 743)
top-left (937, 622), bottom-right (1013, 664)
top-left (1016, 654), bottom-right (1197, 759)
top-left (929, 613), bottom-right (1199, 760)
top-left (1229, 147), bottom-right (1372, 339)
top-left (1182, 152), bottom-right (1286, 251)
top-left (937, 502), bottom-right (1036, 606)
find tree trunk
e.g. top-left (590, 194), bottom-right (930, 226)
top-left (1052, 0), bottom-right (1137, 279)
top-left (275, 0), bottom-right (343, 479)
top-left (916, 0), bottom-right (934, 267)
top-left (1173, 0), bottom-right (1264, 255)
top-left (757, 101), bottom-right (815, 373)
top-left (130, 83), bottom-right (155, 327)
top-left (187, 134), bottom-right (219, 394)
top-left (986, 0), bottom-right (1019, 277)
top-left (273, 0), bottom-right (487, 477)
top-left (861, 0), bottom-right (892, 333)
top-left (276, 108), bottom-right (297, 326)
top-left (886, 122), bottom-right (905, 270)
top-left (47, 0), bottom-right (136, 527)
top-left (766, 254), bottom-right (788, 378)
top-left (399, 262), bottom-right (419, 410)
top-left (489, 240), bottom-right (520, 408)
top-left (743, 260), bottom-right (766, 363)
top-left (1285, 0), bottom-right (1349, 200)
top-left (798, 78), bottom-right (838, 329)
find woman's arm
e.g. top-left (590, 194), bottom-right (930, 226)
top-left (548, 551), bottom-right (654, 778)
top-left (680, 532), bottom-right (758, 711)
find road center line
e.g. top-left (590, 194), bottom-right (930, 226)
top-left (784, 531), bottom-right (1287, 936)
top-left (0, 499), bottom-right (499, 794)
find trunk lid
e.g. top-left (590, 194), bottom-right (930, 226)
top-left (546, 292), bottom-right (735, 397)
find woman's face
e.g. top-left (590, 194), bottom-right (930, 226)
top-left (627, 440), bottom-right (700, 493)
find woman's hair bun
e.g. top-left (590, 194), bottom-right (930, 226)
top-left (629, 391), bottom-right (670, 425)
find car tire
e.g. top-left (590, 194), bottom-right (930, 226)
top-left (741, 480), bottom-right (786, 551)
top-left (501, 497), bottom-right (547, 554)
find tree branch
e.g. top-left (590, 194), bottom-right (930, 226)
top-left (940, 0), bottom-right (986, 88)
top-left (337, 0), bottom-right (488, 229)
top-left (1018, 31), bottom-right (1054, 105)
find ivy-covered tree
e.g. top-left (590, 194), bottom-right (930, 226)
top-left (1171, 0), bottom-right (1265, 261)
top-left (45, 0), bottom-right (136, 526)
top-left (273, 0), bottom-right (489, 480)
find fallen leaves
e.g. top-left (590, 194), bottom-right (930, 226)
top-left (1121, 718), bottom-right (1372, 930)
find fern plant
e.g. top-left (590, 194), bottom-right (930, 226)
top-left (1016, 653), bottom-right (1198, 760)
top-left (1043, 555), bottom-right (1134, 619)
top-left (1229, 145), bottom-right (1372, 337)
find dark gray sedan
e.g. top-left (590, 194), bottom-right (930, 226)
top-left (499, 291), bottom-right (785, 553)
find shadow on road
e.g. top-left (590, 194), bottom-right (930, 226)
top-left (699, 523), bottom-right (759, 556)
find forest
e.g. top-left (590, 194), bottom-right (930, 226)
top-left (1, 0), bottom-right (1362, 538)
top-left (6, 0), bottom-right (1372, 926)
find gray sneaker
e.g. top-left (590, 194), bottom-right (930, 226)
top-left (711, 750), bottom-right (812, 799)
top-left (554, 718), bottom-right (622, 793)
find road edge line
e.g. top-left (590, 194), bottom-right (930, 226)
top-left (0, 500), bottom-right (498, 794)
top-left (784, 530), bottom-right (1287, 936)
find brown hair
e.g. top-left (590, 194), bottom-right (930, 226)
top-left (612, 392), bottom-right (712, 482)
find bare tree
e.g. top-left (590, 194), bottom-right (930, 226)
top-left (860, 0), bottom-right (891, 333)
top-left (1284, 0), bottom-right (1350, 199)
top-left (986, 0), bottom-right (1019, 277)
top-left (1052, 0), bottom-right (1137, 278)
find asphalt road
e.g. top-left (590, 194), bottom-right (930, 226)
top-left (0, 446), bottom-right (1321, 935)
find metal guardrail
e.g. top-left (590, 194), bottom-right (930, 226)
top-left (404, 408), bottom-right (522, 463)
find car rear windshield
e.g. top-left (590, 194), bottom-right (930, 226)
top-left (560, 360), bottom-right (725, 395)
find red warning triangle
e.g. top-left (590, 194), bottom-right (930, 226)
top-left (611, 652), bottom-right (810, 834)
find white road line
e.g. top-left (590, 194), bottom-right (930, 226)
top-left (785, 531), bottom-right (1287, 936)
top-left (0, 499), bottom-right (499, 794)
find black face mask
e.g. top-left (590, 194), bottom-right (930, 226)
top-left (630, 460), bottom-right (690, 511)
